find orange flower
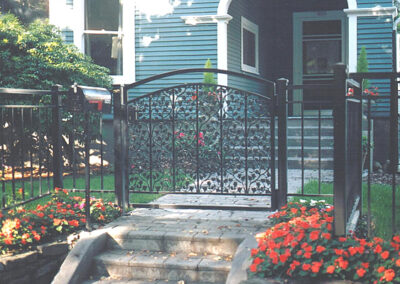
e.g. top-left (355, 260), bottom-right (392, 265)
top-left (53, 218), bottom-right (63, 226)
top-left (68, 220), bottom-right (79, 227)
top-left (253, 257), bottom-right (264, 265)
top-left (356, 268), bottom-right (366, 278)
top-left (384, 269), bottom-right (395, 282)
top-left (377, 266), bottom-right (385, 273)
top-left (316, 245), bottom-right (325, 253)
top-left (251, 248), bottom-right (258, 256)
top-left (322, 233), bottom-right (331, 240)
top-left (326, 265), bottom-right (335, 274)
top-left (381, 251), bottom-right (390, 260)
top-left (249, 263), bottom-right (257, 272)
top-left (302, 263), bottom-right (311, 271)
top-left (290, 208), bottom-right (298, 214)
top-left (309, 231), bottom-right (319, 241)
top-left (396, 259), bottom-right (400, 267)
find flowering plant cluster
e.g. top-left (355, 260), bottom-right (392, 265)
top-left (250, 201), bottom-right (400, 283)
top-left (0, 188), bottom-right (121, 254)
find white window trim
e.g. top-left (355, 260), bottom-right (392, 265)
top-left (49, 0), bottom-right (135, 84)
top-left (241, 16), bottom-right (259, 74)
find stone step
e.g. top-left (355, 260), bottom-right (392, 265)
top-left (91, 249), bottom-right (229, 284)
top-left (107, 229), bottom-right (241, 257)
top-left (275, 126), bottom-right (334, 136)
top-left (83, 278), bottom-right (216, 284)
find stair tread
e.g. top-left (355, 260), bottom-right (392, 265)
top-left (84, 279), bottom-right (221, 284)
top-left (94, 249), bottom-right (232, 271)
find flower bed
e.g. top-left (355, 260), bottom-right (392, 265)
top-left (0, 188), bottom-right (121, 254)
top-left (250, 201), bottom-right (400, 283)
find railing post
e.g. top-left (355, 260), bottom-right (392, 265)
top-left (276, 78), bottom-right (288, 209)
top-left (114, 85), bottom-right (129, 211)
top-left (51, 85), bottom-right (63, 189)
top-left (333, 63), bottom-right (347, 236)
top-left (269, 82), bottom-right (278, 210)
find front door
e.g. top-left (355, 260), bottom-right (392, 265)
top-left (293, 11), bottom-right (347, 114)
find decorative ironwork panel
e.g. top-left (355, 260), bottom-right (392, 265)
top-left (128, 83), bottom-right (273, 195)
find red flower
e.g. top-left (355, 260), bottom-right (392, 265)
top-left (303, 252), bottom-right (312, 259)
top-left (251, 257), bottom-right (262, 266)
top-left (356, 268), bottom-right (366, 278)
top-left (249, 263), bottom-right (257, 272)
top-left (377, 266), bottom-right (385, 273)
top-left (374, 244), bottom-right (382, 254)
top-left (251, 248), bottom-right (258, 256)
top-left (316, 245), bottom-right (325, 253)
top-left (309, 230), bottom-right (319, 241)
top-left (334, 249), bottom-right (343, 256)
top-left (68, 220), bottom-right (79, 227)
top-left (290, 208), bottom-right (298, 214)
top-left (384, 269), bottom-right (395, 282)
top-left (326, 265), bottom-right (335, 274)
top-left (322, 233), bottom-right (331, 240)
top-left (381, 250), bottom-right (389, 260)
top-left (361, 262), bottom-right (369, 269)
top-left (302, 263), bottom-right (311, 271)
top-left (396, 258), bottom-right (400, 267)
top-left (393, 235), bottom-right (400, 243)
top-left (311, 261), bottom-right (322, 273)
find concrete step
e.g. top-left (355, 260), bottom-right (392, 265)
top-left (275, 126), bottom-right (334, 136)
top-left (107, 230), bottom-right (241, 257)
top-left (91, 249), bottom-right (229, 284)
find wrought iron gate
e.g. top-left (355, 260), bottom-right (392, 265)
top-left (113, 69), bottom-right (277, 209)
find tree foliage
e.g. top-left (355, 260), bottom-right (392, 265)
top-left (0, 0), bottom-right (48, 24)
top-left (357, 46), bottom-right (369, 89)
top-left (0, 13), bottom-right (112, 89)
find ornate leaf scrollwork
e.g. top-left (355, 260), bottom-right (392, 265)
top-left (127, 83), bottom-right (273, 195)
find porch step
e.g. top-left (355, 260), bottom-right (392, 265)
top-left (106, 230), bottom-right (240, 256)
top-left (90, 250), bottom-right (229, 283)
top-left (86, 229), bottom-right (238, 283)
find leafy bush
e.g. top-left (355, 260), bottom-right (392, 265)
top-left (0, 13), bottom-right (112, 89)
top-left (250, 201), bottom-right (400, 283)
top-left (0, 188), bottom-right (121, 254)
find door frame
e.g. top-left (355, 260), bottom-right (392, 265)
top-left (293, 11), bottom-right (348, 115)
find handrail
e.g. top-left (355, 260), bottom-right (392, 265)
top-left (116, 68), bottom-right (275, 89)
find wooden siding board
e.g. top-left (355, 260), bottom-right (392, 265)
top-left (357, 0), bottom-right (393, 8)
top-left (133, 0), bottom-right (219, 99)
top-left (357, 15), bottom-right (393, 117)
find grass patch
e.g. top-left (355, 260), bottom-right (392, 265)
top-left (1, 174), bottom-right (161, 210)
top-left (290, 181), bottom-right (400, 239)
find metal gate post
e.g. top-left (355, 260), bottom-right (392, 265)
top-left (333, 63), bottom-right (347, 236)
top-left (276, 78), bottom-right (289, 209)
top-left (114, 85), bottom-right (129, 210)
top-left (51, 85), bottom-right (63, 189)
top-left (269, 83), bottom-right (278, 210)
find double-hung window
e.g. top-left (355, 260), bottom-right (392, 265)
top-left (241, 16), bottom-right (259, 74)
top-left (84, 0), bottom-right (123, 76)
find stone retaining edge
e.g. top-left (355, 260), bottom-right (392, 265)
top-left (226, 235), bottom-right (258, 284)
top-left (51, 228), bottom-right (109, 284)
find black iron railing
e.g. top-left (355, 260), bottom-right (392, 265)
top-left (113, 68), bottom-right (278, 210)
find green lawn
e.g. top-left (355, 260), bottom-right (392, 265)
top-left (290, 181), bottom-right (400, 239)
top-left (1, 174), bottom-right (161, 210)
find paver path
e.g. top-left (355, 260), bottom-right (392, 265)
top-left (78, 195), bottom-right (274, 284)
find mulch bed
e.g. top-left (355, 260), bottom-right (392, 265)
top-left (363, 172), bottom-right (400, 185)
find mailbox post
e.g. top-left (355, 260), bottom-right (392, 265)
top-left (68, 84), bottom-right (111, 230)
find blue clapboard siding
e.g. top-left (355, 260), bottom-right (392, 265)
top-left (357, 16), bottom-right (393, 117)
top-left (226, 0), bottom-right (272, 96)
top-left (131, 0), bottom-right (219, 99)
top-left (357, 0), bottom-right (393, 8)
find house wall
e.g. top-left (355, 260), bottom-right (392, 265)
top-left (357, 0), bottom-right (393, 8)
top-left (353, 0), bottom-right (396, 163)
top-left (226, 0), bottom-right (348, 95)
top-left (226, 0), bottom-right (272, 95)
top-left (131, 0), bottom-right (220, 99)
